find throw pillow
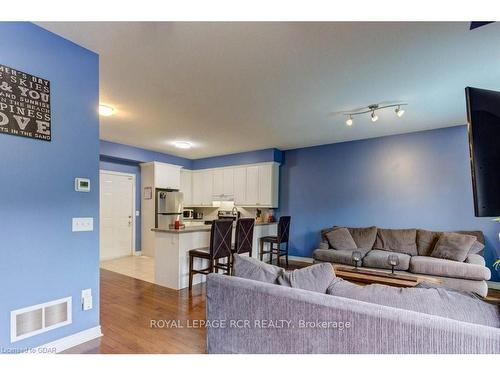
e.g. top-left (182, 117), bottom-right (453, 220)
top-left (232, 254), bottom-right (284, 284)
top-left (430, 232), bottom-right (477, 262)
top-left (277, 263), bottom-right (336, 293)
top-left (374, 228), bottom-right (418, 256)
top-left (325, 227), bottom-right (357, 250)
top-left (347, 226), bottom-right (378, 248)
top-left (416, 229), bottom-right (442, 256)
top-left (468, 240), bottom-right (485, 255)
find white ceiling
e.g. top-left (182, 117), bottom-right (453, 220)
top-left (38, 22), bottom-right (500, 158)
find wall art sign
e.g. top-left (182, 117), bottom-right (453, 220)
top-left (0, 63), bottom-right (51, 141)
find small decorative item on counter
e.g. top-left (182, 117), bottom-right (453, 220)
top-left (169, 221), bottom-right (185, 230)
top-left (267, 212), bottom-right (275, 223)
top-left (255, 209), bottom-right (263, 224)
top-left (174, 219), bottom-right (180, 230)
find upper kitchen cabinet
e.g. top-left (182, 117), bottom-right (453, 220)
top-left (180, 169), bottom-right (193, 206)
top-left (234, 162), bottom-right (279, 207)
top-left (152, 162), bottom-right (181, 190)
top-left (140, 162), bottom-right (182, 190)
top-left (191, 169), bottom-right (214, 206)
top-left (212, 167), bottom-right (234, 201)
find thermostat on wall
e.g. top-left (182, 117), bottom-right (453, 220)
top-left (75, 178), bottom-right (91, 192)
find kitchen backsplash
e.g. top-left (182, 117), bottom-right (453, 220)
top-left (187, 201), bottom-right (274, 222)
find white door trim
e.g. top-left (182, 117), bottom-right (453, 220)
top-left (99, 169), bottom-right (136, 255)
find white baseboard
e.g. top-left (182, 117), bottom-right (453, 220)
top-left (134, 250), bottom-right (142, 256)
top-left (28, 325), bottom-right (102, 354)
top-left (487, 281), bottom-right (500, 290)
top-left (288, 255), bottom-right (314, 263)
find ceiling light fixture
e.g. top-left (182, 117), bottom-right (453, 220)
top-left (173, 141), bottom-right (192, 149)
top-left (346, 115), bottom-right (353, 126)
top-left (343, 102), bottom-right (407, 126)
top-left (395, 105), bottom-right (405, 118)
top-left (99, 104), bottom-right (115, 117)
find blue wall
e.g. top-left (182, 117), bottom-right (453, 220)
top-left (280, 125), bottom-right (500, 281)
top-left (0, 23), bottom-right (100, 349)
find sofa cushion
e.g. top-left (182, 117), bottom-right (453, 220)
top-left (324, 227), bottom-right (357, 250)
top-left (327, 278), bottom-right (499, 328)
top-left (409, 256), bottom-right (491, 281)
top-left (277, 263), bottom-right (335, 293)
top-left (232, 254), bottom-right (284, 284)
top-left (362, 249), bottom-right (411, 271)
top-left (313, 248), bottom-right (371, 266)
top-left (347, 226), bottom-right (378, 248)
top-left (374, 228), bottom-right (417, 256)
top-left (431, 232), bottom-right (477, 262)
top-left (416, 229), bottom-right (441, 256)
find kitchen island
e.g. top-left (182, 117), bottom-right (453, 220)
top-left (151, 221), bottom-right (277, 290)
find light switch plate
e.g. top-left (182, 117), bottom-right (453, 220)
top-left (81, 289), bottom-right (92, 311)
top-left (72, 217), bottom-right (94, 232)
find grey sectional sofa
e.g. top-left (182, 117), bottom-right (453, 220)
top-left (313, 226), bottom-right (491, 297)
top-left (206, 273), bottom-right (500, 354)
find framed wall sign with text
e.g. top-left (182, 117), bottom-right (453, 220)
top-left (0, 63), bottom-right (52, 141)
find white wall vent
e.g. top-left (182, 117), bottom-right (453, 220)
top-left (11, 297), bottom-right (72, 342)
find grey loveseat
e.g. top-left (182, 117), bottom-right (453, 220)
top-left (206, 273), bottom-right (500, 354)
top-left (312, 226), bottom-right (491, 297)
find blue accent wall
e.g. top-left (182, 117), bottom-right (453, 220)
top-left (280, 125), bottom-right (500, 281)
top-left (0, 22), bottom-right (100, 349)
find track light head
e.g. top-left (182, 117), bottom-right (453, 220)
top-left (395, 105), bottom-right (405, 118)
top-left (346, 115), bottom-right (353, 126)
top-left (371, 111), bottom-right (378, 122)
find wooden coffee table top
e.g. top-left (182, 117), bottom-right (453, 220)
top-left (333, 265), bottom-right (442, 288)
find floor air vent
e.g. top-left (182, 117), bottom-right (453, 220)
top-left (11, 297), bottom-right (72, 342)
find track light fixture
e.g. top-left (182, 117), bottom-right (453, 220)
top-left (346, 115), bottom-right (353, 126)
top-left (343, 103), bottom-right (407, 126)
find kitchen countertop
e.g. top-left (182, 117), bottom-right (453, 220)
top-left (151, 221), bottom-right (276, 234)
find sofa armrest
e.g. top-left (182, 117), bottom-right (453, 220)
top-left (206, 274), bottom-right (500, 354)
top-left (465, 254), bottom-right (486, 267)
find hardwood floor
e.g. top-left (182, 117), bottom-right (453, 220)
top-left (63, 269), bottom-right (207, 354)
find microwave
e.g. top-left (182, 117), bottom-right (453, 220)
top-left (183, 209), bottom-right (194, 219)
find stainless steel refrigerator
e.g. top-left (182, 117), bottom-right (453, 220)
top-left (155, 188), bottom-right (183, 228)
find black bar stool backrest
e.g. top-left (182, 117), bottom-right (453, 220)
top-left (210, 219), bottom-right (233, 259)
top-left (235, 218), bottom-right (255, 254)
top-left (277, 216), bottom-right (291, 243)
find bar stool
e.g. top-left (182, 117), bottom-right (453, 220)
top-left (230, 218), bottom-right (255, 273)
top-left (259, 216), bottom-right (291, 268)
top-left (188, 219), bottom-right (233, 290)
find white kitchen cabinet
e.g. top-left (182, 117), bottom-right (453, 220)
top-left (245, 165), bottom-right (260, 205)
top-left (154, 162), bottom-right (181, 190)
top-left (180, 169), bottom-right (193, 206)
top-left (191, 170), bottom-right (214, 206)
top-left (212, 168), bottom-right (234, 200)
top-left (233, 167), bottom-right (247, 204)
top-left (233, 163), bottom-right (279, 207)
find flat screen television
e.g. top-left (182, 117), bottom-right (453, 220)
top-left (465, 87), bottom-right (500, 217)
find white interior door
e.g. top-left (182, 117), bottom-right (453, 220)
top-left (100, 171), bottom-right (135, 261)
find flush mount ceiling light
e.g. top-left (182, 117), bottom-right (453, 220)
top-left (99, 104), bottom-right (115, 117)
top-left (173, 141), bottom-right (192, 149)
top-left (343, 103), bottom-right (407, 126)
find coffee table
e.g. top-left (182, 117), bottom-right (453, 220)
top-left (333, 265), bottom-right (442, 288)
